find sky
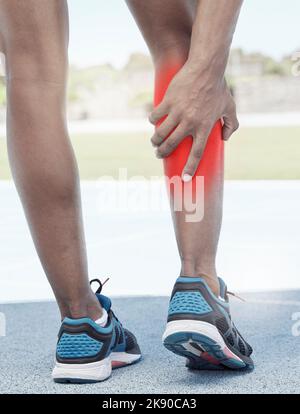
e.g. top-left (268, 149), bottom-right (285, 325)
top-left (68, 0), bottom-right (300, 68)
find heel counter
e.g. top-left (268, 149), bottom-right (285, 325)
top-left (168, 278), bottom-right (213, 320)
top-left (56, 318), bottom-right (109, 363)
top-left (57, 332), bottom-right (103, 360)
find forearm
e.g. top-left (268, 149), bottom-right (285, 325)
top-left (187, 0), bottom-right (243, 77)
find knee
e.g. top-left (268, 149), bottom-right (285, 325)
top-left (151, 30), bottom-right (191, 68)
top-left (0, 2), bottom-right (68, 84)
top-left (5, 49), bottom-right (67, 86)
top-left (4, 43), bottom-right (67, 119)
top-left (2, 29), bottom-right (67, 85)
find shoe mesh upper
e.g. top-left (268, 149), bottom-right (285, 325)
top-left (169, 291), bottom-right (212, 315)
top-left (57, 333), bottom-right (103, 359)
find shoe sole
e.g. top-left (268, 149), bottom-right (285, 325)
top-left (52, 352), bottom-right (141, 384)
top-left (111, 351), bottom-right (142, 369)
top-left (162, 320), bottom-right (253, 370)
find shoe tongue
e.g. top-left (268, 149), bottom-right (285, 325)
top-left (96, 293), bottom-right (112, 312)
top-left (218, 277), bottom-right (228, 300)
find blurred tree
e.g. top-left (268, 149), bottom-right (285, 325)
top-left (124, 53), bottom-right (152, 72)
top-left (129, 90), bottom-right (153, 112)
top-left (264, 57), bottom-right (286, 76)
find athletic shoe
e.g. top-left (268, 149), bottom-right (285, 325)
top-left (162, 276), bottom-right (254, 370)
top-left (52, 279), bottom-right (141, 383)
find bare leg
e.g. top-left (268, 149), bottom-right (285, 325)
top-left (126, 0), bottom-right (224, 294)
top-left (0, 0), bottom-right (102, 318)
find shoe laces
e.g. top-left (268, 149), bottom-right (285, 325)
top-left (227, 290), bottom-right (246, 302)
top-left (90, 277), bottom-right (122, 326)
top-left (90, 277), bottom-right (110, 294)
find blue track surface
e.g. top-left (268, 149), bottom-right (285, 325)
top-left (0, 292), bottom-right (299, 394)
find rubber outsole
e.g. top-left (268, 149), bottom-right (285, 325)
top-left (163, 331), bottom-right (253, 371)
top-left (111, 353), bottom-right (142, 370)
top-left (53, 377), bottom-right (103, 384)
top-left (163, 319), bottom-right (254, 371)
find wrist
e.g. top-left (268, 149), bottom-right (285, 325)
top-left (188, 46), bottom-right (228, 74)
top-left (184, 54), bottom-right (227, 87)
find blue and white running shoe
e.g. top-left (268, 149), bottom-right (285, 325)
top-left (162, 276), bottom-right (254, 370)
top-left (52, 279), bottom-right (141, 383)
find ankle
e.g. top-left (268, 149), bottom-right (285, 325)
top-left (58, 292), bottom-right (103, 321)
top-left (180, 260), bottom-right (220, 296)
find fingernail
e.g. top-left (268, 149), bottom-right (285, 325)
top-left (182, 174), bottom-right (192, 182)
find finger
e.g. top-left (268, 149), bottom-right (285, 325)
top-left (155, 123), bottom-right (188, 158)
top-left (151, 113), bottom-right (179, 147)
top-left (222, 114), bottom-right (239, 141)
top-left (149, 100), bottom-right (169, 125)
top-left (182, 139), bottom-right (206, 181)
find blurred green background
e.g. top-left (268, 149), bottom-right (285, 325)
top-left (0, 126), bottom-right (299, 180)
top-left (0, 43), bottom-right (299, 181)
